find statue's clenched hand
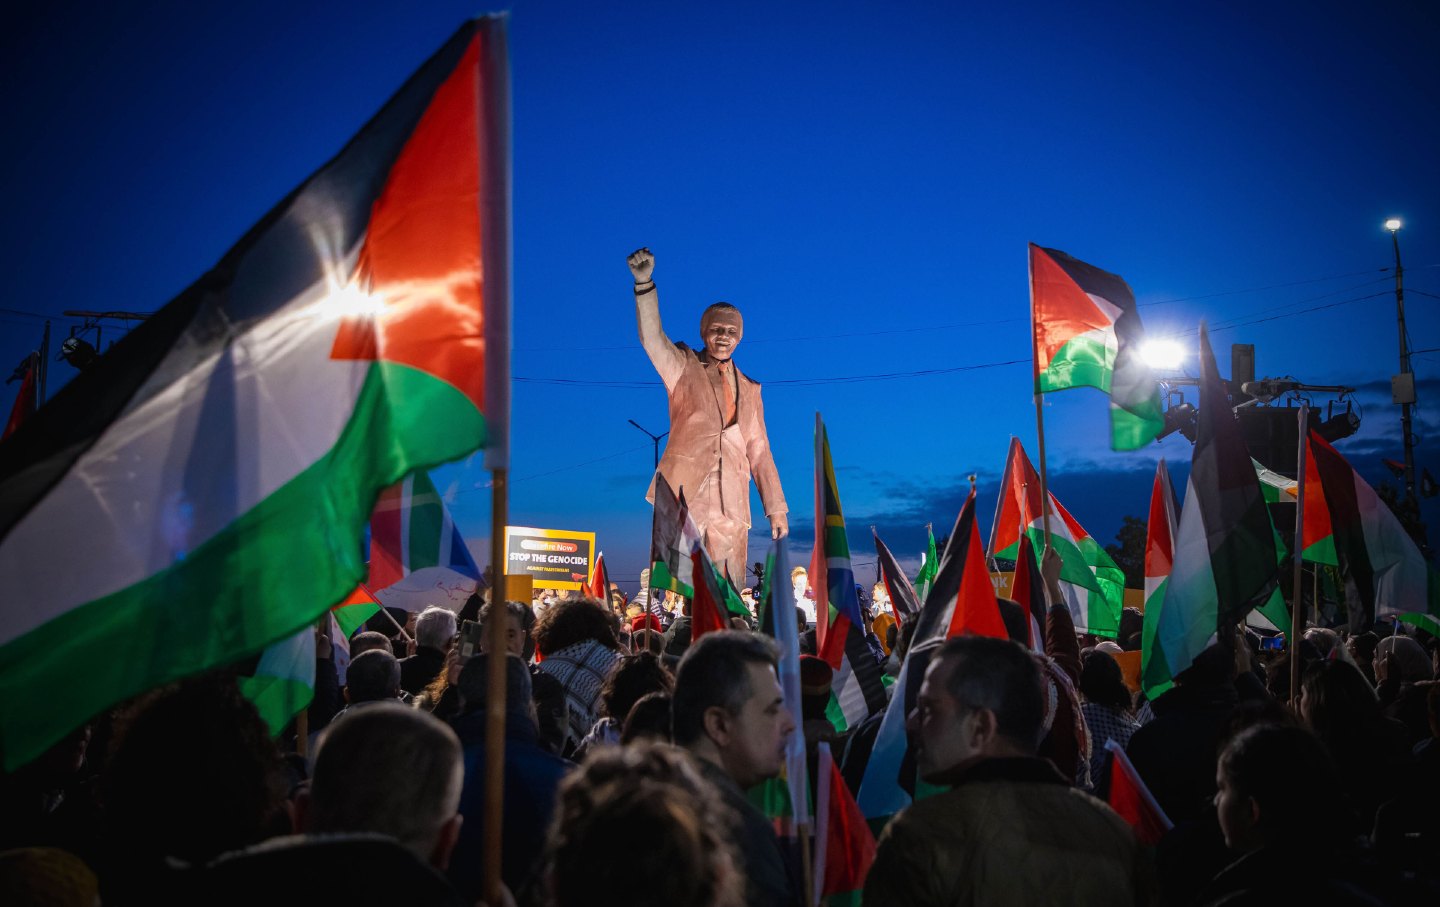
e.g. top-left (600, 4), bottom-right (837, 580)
top-left (627, 247), bottom-right (655, 284)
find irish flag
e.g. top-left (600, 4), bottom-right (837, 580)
top-left (1304, 429), bottom-right (1440, 633)
top-left (1029, 244), bottom-right (1162, 450)
top-left (0, 18), bottom-right (510, 771)
top-left (1156, 326), bottom-right (1278, 681)
top-left (988, 438), bottom-right (1124, 637)
top-left (1140, 460), bottom-right (1179, 699)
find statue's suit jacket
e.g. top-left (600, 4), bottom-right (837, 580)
top-left (636, 287), bottom-right (787, 531)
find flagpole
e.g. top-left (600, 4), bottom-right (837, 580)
top-left (484, 467), bottom-right (508, 904)
top-left (1289, 407), bottom-right (1308, 706)
top-left (1029, 242), bottom-right (1053, 548)
top-left (366, 593), bottom-right (414, 645)
top-left (1033, 395), bottom-right (1053, 546)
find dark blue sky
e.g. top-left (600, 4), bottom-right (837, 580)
top-left (4, 1), bottom-right (1438, 589)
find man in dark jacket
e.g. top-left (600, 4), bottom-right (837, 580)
top-left (673, 631), bottom-right (799, 907)
top-left (447, 653), bottom-right (571, 903)
top-left (400, 606), bottom-right (456, 696)
top-left (865, 636), bottom-right (1152, 907)
top-left (197, 703), bottom-right (468, 906)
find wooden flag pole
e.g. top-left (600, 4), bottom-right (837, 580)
top-left (483, 468), bottom-right (509, 905)
top-left (1033, 395), bottom-right (1053, 546)
top-left (374, 602), bottom-right (414, 646)
top-left (1289, 407), bottom-right (1309, 707)
top-left (1028, 245), bottom-right (1053, 549)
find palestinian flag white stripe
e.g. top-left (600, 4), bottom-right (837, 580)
top-left (3, 299), bottom-right (371, 639)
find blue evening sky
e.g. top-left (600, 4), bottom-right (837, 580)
top-left (3, 1), bottom-right (1437, 591)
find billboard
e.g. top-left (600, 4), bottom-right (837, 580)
top-left (504, 525), bottom-right (596, 591)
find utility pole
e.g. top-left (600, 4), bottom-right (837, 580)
top-left (628, 419), bottom-right (668, 471)
top-left (1385, 219), bottom-right (1417, 505)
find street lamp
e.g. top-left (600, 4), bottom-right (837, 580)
top-left (628, 419), bottom-right (669, 471)
top-left (1385, 218), bottom-right (1416, 505)
top-left (1139, 338), bottom-right (1185, 371)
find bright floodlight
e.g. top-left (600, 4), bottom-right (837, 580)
top-left (1385, 218), bottom-right (1402, 232)
top-left (1140, 338), bottom-right (1185, 371)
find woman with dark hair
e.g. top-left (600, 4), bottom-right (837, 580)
top-left (534, 597), bottom-right (624, 753)
top-left (1299, 659), bottom-right (1413, 829)
top-left (541, 743), bottom-right (744, 907)
top-left (1196, 724), bottom-right (1381, 905)
top-left (620, 692), bottom-right (673, 745)
top-left (574, 653), bottom-right (674, 759)
top-left (1078, 649), bottom-right (1139, 787)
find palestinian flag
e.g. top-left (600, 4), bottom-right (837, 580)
top-left (751, 537), bottom-right (810, 833)
top-left (1304, 429), bottom-right (1440, 633)
top-left (238, 625), bottom-right (316, 737)
top-left (4, 352), bottom-right (39, 441)
top-left (1157, 326), bottom-right (1278, 682)
top-left (1104, 739), bottom-right (1173, 846)
top-left (1140, 460), bottom-right (1179, 700)
top-left (331, 584), bottom-right (382, 639)
top-left (1029, 244), bottom-right (1162, 450)
top-left (872, 529), bottom-right (920, 624)
top-left (649, 473), bottom-right (696, 595)
top-left (0, 18), bottom-right (510, 771)
top-left (857, 488), bottom-right (1003, 820)
top-left (913, 524), bottom-right (939, 605)
top-left (1244, 456), bottom-right (1299, 633)
top-left (988, 438), bottom-right (1124, 637)
top-left (583, 550), bottom-right (611, 602)
top-left (912, 487), bottom-right (1007, 642)
top-left (648, 474), bottom-right (747, 617)
top-left (1009, 526), bottom-right (1046, 649)
top-left (812, 741), bottom-right (876, 907)
top-left (811, 414), bottom-right (887, 730)
top-left (369, 470), bottom-right (481, 612)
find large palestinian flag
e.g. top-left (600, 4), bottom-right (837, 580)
top-left (1029, 244), bottom-right (1162, 450)
top-left (988, 438), bottom-right (1124, 637)
top-left (0, 19), bottom-right (510, 770)
top-left (1155, 326), bottom-right (1277, 681)
top-left (1304, 429), bottom-right (1440, 633)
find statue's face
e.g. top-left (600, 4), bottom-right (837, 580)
top-left (701, 310), bottom-right (743, 361)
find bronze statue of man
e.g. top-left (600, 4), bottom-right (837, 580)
top-left (628, 248), bottom-right (788, 585)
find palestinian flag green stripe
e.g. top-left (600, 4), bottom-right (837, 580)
top-left (239, 626), bottom-right (317, 736)
top-left (0, 363), bottom-right (483, 768)
top-left (1035, 331), bottom-right (1115, 394)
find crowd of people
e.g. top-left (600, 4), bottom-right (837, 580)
top-left (3, 570), bottom-right (1439, 906)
